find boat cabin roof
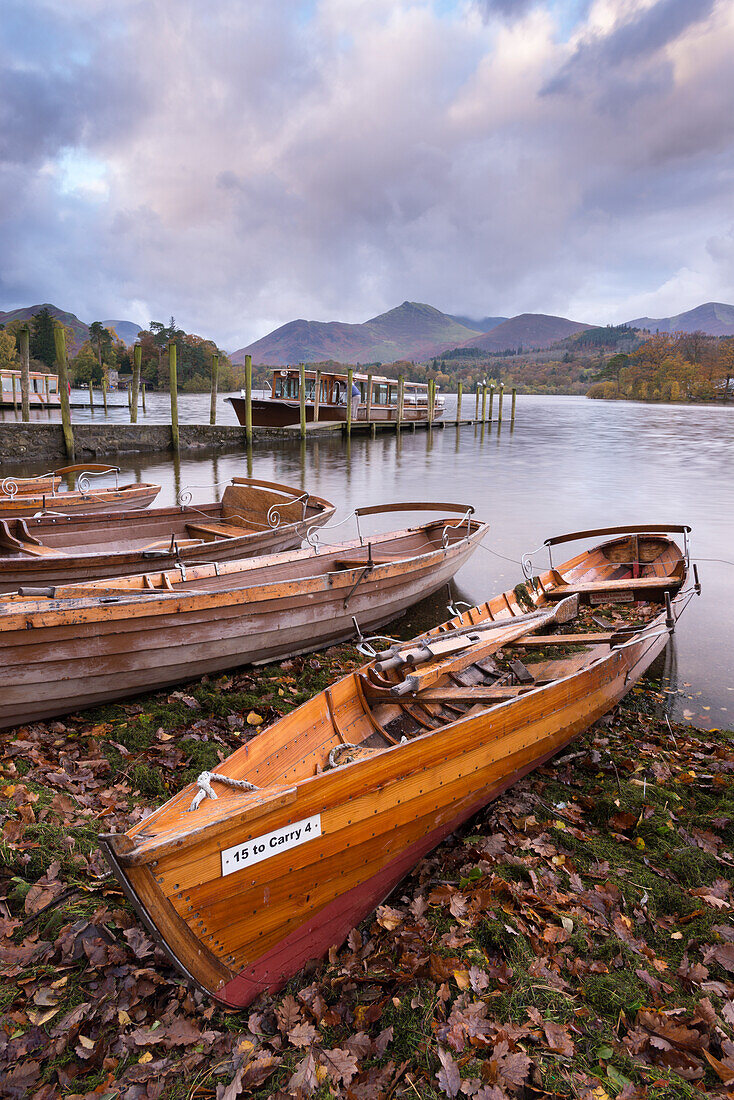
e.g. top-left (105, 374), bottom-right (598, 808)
top-left (271, 368), bottom-right (434, 391)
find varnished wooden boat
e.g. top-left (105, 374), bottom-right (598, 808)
top-left (0, 477), bottom-right (335, 592)
top-left (0, 502), bottom-right (485, 729)
top-left (101, 524), bottom-right (696, 1007)
top-left (0, 464), bottom-right (160, 518)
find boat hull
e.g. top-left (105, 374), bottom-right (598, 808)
top-left (106, 605), bottom-right (674, 1008)
top-left (0, 483), bottom-right (160, 518)
top-left (0, 483), bottom-right (335, 592)
top-left (227, 396), bottom-right (444, 426)
top-left (0, 521), bottom-right (484, 728)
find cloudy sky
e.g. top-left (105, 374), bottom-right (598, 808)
top-left (1, 0), bottom-right (733, 350)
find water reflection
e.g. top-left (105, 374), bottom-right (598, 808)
top-left (2, 394), bottom-right (733, 727)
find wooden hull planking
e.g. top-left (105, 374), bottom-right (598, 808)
top-left (0, 479), bottom-right (335, 591)
top-left (0, 518), bottom-right (485, 727)
top-left (0, 482), bottom-right (161, 519)
top-left (102, 528), bottom-right (692, 1007)
top-left (227, 396), bottom-right (444, 426)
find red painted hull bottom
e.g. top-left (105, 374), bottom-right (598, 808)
top-left (216, 738), bottom-right (568, 1007)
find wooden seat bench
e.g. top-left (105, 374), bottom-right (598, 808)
top-left (184, 522), bottom-right (246, 541)
top-left (547, 576), bottom-right (681, 599)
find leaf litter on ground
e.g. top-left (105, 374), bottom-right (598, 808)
top-left (0, 649), bottom-right (733, 1099)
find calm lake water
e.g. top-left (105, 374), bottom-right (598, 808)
top-left (3, 392), bottom-right (733, 728)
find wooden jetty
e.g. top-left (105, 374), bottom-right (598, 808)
top-left (101, 523), bottom-right (695, 1007)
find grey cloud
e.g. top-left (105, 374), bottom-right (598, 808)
top-left (475, 0), bottom-right (536, 20)
top-left (545, 0), bottom-right (717, 95)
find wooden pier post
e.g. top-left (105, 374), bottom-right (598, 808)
top-left (127, 384), bottom-right (132, 412)
top-left (481, 382), bottom-right (487, 424)
top-left (488, 385), bottom-right (495, 421)
top-left (397, 374), bottom-right (404, 431)
top-left (141, 381), bottom-right (146, 414)
top-left (498, 383), bottom-right (504, 424)
top-left (45, 376), bottom-right (50, 404)
top-left (88, 380), bottom-right (94, 410)
top-left (19, 325), bottom-right (30, 421)
top-left (168, 340), bottom-right (179, 452)
top-left (366, 371), bottom-right (373, 429)
top-left (511, 387), bottom-right (517, 423)
top-left (299, 363), bottom-right (306, 440)
top-left (346, 366), bottom-right (354, 437)
top-left (53, 323), bottom-right (75, 459)
top-left (11, 373), bottom-right (17, 411)
top-left (474, 383), bottom-right (480, 421)
top-left (314, 368), bottom-right (321, 422)
top-left (210, 353), bottom-right (219, 426)
top-left (456, 381), bottom-right (462, 423)
top-left (428, 379), bottom-right (435, 427)
top-left (131, 345), bottom-right (141, 423)
top-left (244, 354), bottom-right (253, 444)
top-left (102, 378), bottom-right (108, 413)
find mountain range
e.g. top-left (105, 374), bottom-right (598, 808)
top-left (0, 304), bottom-right (143, 351)
top-left (2, 299), bottom-right (733, 366)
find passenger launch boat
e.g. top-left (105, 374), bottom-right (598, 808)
top-left (0, 477), bottom-right (335, 592)
top-left (0, 502), bottom-right (484, 728)
top-left (227, 368), bottom-right (444, 427)
top-left (101, 524), bottom-right (696, 1007)
top-left (0, 464), bottom-right (160, 518)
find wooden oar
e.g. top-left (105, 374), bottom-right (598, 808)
top-left (374, 607), bottom-right (554, 673)
top-left (389, 595), bottom-right (578, 697)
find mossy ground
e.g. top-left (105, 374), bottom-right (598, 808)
top-left (0, 651), bottom-right (732, 1099)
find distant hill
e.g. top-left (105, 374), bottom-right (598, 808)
top-left (231, 302), bottom-right (484, 366)
top-left (0, 305), bottom-right (144, 352)
top-left (626, 302), bottom-right (734, 336)
top-left (448, 314), bottom-right (508, 332)
top-left (456, 313), bottom-right (593, 353)
top-left (0, 303), bottom-right (89, 351)
top-left (104, 320), bottom-right (144, 346)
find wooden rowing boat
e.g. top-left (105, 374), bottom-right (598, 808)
top-left (0, 476), bottom-right (335, 592)
top-left (0, 502), bottom-right (484, 729)
top-left (100, 524), bottom-right (696, 1007)
top-left (0, 464), bottom-right (160, 518)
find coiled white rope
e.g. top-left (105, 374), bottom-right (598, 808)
top-left (188, 770), bottom-right (260, 812)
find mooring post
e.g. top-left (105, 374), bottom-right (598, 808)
top-left (45, 376), bottom-right (50, 404)
top-left (481, 382), bottom-right (487, 424)
top-left (88, 380), bottom-right (94, 410)
top-left (456, 381), bottom-right (462, 424)
top-left (53, 324), bottom-right (75, 459)
top-left (474, 384), bottom-right (480, 422)
top-left (102, 378), bottom-right (108, 413)
top-left (397, 374), bottom-right (404, 431)
top-left (127, 384), bottom-right (132, 411)
top-left (299, 363), bottom-right (306, 439)
top-left (314, 368), bottom-right (321, 422)
top-left (489, 384), bottom-right (495, 421)
top-left (131, 345), bottom-right (141, 424)
top-left (19, 325), bottom-right (30, 421)
top-left (346, 366), bottom-right (354, 437)
top-left (366, 371), bottom-right (373, 427)
top-left (498, 383), bottom-right (504, 424)
top-left (428, 379), bottom-right (435, 427)
top-left (11, 373), bottom-right (17, 411)
top-left (210, 352), bottom-right (219, 426)
top-left (141, 381), bottom-right (146, 413)
top-left (511, 387), bottom-right (517, 423)
top-left (244, 354), bottom-right (253, 444)
top-left (169, 340), bottom-right (179, 452)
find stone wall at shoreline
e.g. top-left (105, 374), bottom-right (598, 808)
top-left (0, 422), bottom-right (252, 461)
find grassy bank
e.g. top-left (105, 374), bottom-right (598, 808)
top-left (1, 654), bottom-right (733, 1099)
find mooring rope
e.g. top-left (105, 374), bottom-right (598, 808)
top-left (188, 770), bottom-right (260, 812)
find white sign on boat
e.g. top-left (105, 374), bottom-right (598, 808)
top-left (221, 814), bottom-right (323, 876)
